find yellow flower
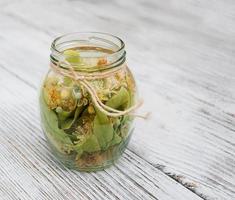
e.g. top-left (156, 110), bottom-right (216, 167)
top-left (88, 105), bottom-right (95, 114)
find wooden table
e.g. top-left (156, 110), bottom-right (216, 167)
top-left (0, 0), bottom-right (235, 199)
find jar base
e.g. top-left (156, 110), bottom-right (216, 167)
top-left (44, 130), bottom-right (132, 172)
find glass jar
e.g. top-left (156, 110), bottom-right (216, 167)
top-left (39, 32), bottom-right (137, 171)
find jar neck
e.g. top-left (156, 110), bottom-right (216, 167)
top-left (50, 32), bottom-right (126, 72)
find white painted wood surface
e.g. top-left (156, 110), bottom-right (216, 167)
top-left (0, 0), bottom-right (235, 199)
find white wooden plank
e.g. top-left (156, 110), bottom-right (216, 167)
top-left (0, 0), bottom-right (235, 199)
top-left (0, 69), bottom-right (202, 200)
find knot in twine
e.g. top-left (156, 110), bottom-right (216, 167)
top-left (50, 61), bottom-right (149, 119)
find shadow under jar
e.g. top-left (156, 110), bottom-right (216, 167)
top-left (39, 32), bottom-right (137, 171)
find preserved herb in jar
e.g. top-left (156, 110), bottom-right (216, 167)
top-left (39, 32), bottom-right (142, 171)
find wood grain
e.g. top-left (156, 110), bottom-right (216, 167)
top-left (0, 0), bottom-right (235, 199)
top-left (0, 69), bottom-right (202, 200)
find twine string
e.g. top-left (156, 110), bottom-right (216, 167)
top-left (50, 61), bottom-right (148, 119)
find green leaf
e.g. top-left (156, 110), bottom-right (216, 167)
top-left (120, 115), bottom-right (133, 138)
top-left (81, 135), bottom-right (101, 153)
top-left (109, 133), bottom-right (122, 146)
top-left (60, 118), bottom-right (74, 130)
top-left (93, 108), bottom-right (113, 150)
top-left (106, 87), bottom-right (130, 110)
top-left (64, 49), bottom-right (81, 64)
top-left (73, 133), bottom-right (100, 154)
top-left (60, 105), bottom-right (83, 130)
top-left (57, 110), bottom-right (73, 122)
top-left (40, 92), bottom-right (73, 149)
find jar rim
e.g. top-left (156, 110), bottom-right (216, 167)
top-left (50, 32), bottom-right (126, 72)
top-left (51, 31), bottom-right (125, 55)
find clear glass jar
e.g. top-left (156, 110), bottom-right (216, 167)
top-left (39, 32), bottom-right (137, 171)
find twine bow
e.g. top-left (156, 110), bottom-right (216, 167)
top-left (50, 61), bottom-right (149, 119)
